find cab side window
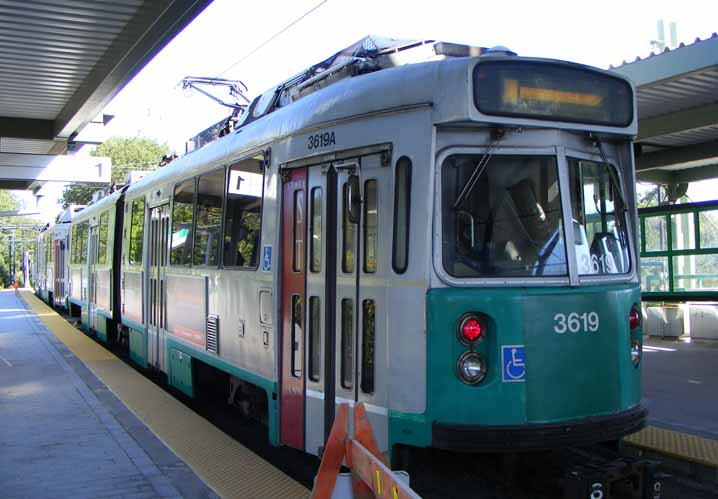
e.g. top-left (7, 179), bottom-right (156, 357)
top-left (223, 158), bottom-right (264, 268)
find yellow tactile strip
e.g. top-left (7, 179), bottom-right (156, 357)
top-left (21, 291), bottom-right (309, 499)
top-left (625, 426), bottom-right (718, 468)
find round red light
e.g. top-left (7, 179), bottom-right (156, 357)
top-left (462, 318), bottom-right (483, 342)
top-left (629, 308), bottom-right (641, 330)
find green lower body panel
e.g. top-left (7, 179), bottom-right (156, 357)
top-left (129, 328), bottom-right (148, 368)
top-left (95, 316), bottom-right (108, 344)
top-left (167, 338), bottom-right (280, 447)
top-left (389, 283), bottom-right (645, 452)
top-left (169, 347), bottom-right (194, 398)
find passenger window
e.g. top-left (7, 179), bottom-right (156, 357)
top-left (292, 190), bottom-right (305, 272)
top-left (361, 299), bottom-right (375, 394)
top-left (223, 158), bottom-right (264, 268)
top-left (310, 188), bottom-right (322, 273)
top-left (71, 225), bottom-right (78, 264)
top-left (78, 222), bottom-right (88, 264)
top-left (98, 211), bottom-right (109, 265)
top-left (363, 179), bottom-right (377, 273)
top-left (341, 298), bottom-right (354, 389)
top-left (342, 183), bottom-right (355, 273)
top-left (194, 168), bottom-right (225, 267)
top-left (170, 179), bottom-right (195, 266)
top-left (129, 199), bottom-right (145, 265)
top-left (308, 296), bottom-right (321, 382)
top-left (292, 295), bottom-right (303, 378)
top-left (392, 157), bottom-right (412, 274)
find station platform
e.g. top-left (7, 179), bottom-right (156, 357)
top-left (0, 290), bottom-right (308, 499)
top-left (623, 338), bottom-right (718, 471)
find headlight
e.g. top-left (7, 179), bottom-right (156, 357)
top-left (456, 351), bottom-right (487, 385)
top-left (631, 339), bottom-right (641, 367)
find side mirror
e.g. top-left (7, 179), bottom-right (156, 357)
top-left (346, 174), bottom-right (361, 224)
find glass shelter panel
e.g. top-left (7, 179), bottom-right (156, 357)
top-left (641, 256), bottom-right (669, 292)
top-left (644, 216), bottom-right (668, 252)
top-left (699, 210), bottom-right (718, 249)
top-left (671, 212), bottom-right (695, 251)
top-left (672, 255), bottom-right (718, 291)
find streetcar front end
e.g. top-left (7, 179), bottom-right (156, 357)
top-left (392, 56), bottom-right (646, 452)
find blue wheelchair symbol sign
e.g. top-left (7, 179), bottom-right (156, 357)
top-left (262, 245), bottom-right (272, 272)
top-left (502, 345), bottom-right (526, 382)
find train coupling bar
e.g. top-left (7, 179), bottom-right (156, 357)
top-left (560, 446), bottom-right (667, 499)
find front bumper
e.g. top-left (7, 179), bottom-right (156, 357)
top-left (432, 405), bottom-right (647, 451)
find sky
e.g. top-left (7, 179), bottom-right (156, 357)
top-left (21, 0), bottom-right (718, 220)
top-left (100, 0), bottom-right (718, 152)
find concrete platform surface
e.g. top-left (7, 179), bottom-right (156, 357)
top-left (0, 290), bottom-right (217, 499)
top-left (642, 337), bottom-right (718, 440)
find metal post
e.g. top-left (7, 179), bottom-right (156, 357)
top-left (22, 250), bottom-right (29, 289)
top-left (9, 229), bottom-right (15, 284)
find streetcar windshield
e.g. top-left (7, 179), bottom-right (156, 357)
top-left (442, 154), bottom-right (567, 278)
top-left (569, 159), bottom-right (630, 275)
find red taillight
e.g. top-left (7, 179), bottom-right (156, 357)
top-left (629, 308), bottom-right (641, 330)
top-left (462, 318), bottom-right (482, 343)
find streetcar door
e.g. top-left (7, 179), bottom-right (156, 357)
top-left (280, 167), bottom-right (308, 449)
top-left (333, 154), bottom-right (389, 453)
top-left (147, 204), bottom-right (170, 370)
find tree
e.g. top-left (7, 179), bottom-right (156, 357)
top-left (0, 190), bottom-right (39, 287)
top-left (61, 137), bottom-right (171, 206)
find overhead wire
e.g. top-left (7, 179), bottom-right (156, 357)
top-left (212, 0), bottom-right (329, 82)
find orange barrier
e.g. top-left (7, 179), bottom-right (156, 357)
top-left (311, 403), bottom-right (421, 499)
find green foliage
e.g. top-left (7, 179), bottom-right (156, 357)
top-left (0, 190), bottom-right (33, 287)
top-left (61, 137), bottom-right (171, 206)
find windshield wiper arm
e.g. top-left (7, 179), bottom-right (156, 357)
top-left (453, 128), bottom-right (506, 210)
top-left (590, 133), bottom-right (627, 213)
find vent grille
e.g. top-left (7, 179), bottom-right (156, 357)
top-left (206, 314), bottom-right (219, 355)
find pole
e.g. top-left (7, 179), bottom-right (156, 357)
top-left (9, 229), bottom-right (15, 284)
top-left (22, 250), bottom-right (29, 289)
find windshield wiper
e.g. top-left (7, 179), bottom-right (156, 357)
top-left (590, 133), bottom-right (627, 213)
top-left (453, 128), bottom-right (506, 210)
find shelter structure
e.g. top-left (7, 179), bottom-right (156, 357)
top-left (0, 0), bottom-right (214, 193)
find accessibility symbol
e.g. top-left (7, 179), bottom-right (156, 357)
top-left (262, 245), bottom-right (272, 272)
top-left (502, 345), bottom-right (526, 382)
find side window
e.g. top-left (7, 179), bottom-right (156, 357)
top-left (341, 298), bottom-right (354, 389)
top-left (363, 179), bottom-right (377, 273)
top-left (129, 199), bottom-right (145, 265)
top-left (361, 299), bottom-right (375, 394)
top-left (194, 168), bottom-right (225, 266)
top-left (223, 158), bottom-right (264, 268)
top-left (308, 296), bottom-right (321, 382)
top-left (310, 188), bottom-right (322, 273)
top-left (342, 183), bottom-right (355, 273)
top-left (170, 179), bottom-right (195, 266)
top-left (98, 211), bottom-right (109, 265)
top-left (392, 157), bottom-right (412, 274)
top-left (71, 225), bottom-right (78, 264)
top-left (79, 222), bottom-right (88, 264)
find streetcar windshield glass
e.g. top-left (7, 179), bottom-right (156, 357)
top-left (442, 154), bottom-right (567, 278)
top-left (569, 159), bottom-right (630, 275)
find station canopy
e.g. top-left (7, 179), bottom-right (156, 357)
top-left (0, 0), bottom-right (214, 190)
top-left (611, 34), bottom-right (718, 185)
